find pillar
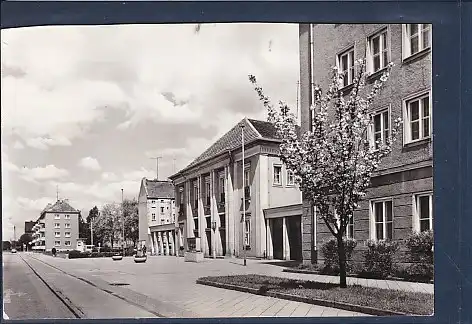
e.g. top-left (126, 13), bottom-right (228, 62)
top-left (283, 217), bottom-right (291, 260)
top-left (197, 175), bottom-right (206, 254)
top-left (170, 231), bottom-right (176, 256)
top-left (159, 232), bottom-right (164, 255)
top-left (266, 219), bottom-right (273, 259)
top-left (151, 232), bottom-right (157, 255)
top-left (210, 169), bottom-right (217, 258)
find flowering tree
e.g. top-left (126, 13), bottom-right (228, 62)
top-left (249, 59), bottom-right (401, 288)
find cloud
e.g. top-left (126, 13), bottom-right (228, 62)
top-left (26, 136), bottom-right (72, 150)
top-left (18, 164), bottom-right (69, 182)
top-left (78, 156), bottom-right (101, 171)
top-left (13, 141), bottom-right (24, 149)
top-left (16, 196), bottom-right (54, 212)
top-left (101, 172), bottom-right (118, 181)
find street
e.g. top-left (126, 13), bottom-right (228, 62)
top-left (2, 252), bottom-right (76, 319)
top-left (2, 252), bottom-right (367, 319)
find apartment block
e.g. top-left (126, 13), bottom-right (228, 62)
top-left (31, 200), bottom-right (80, 252)
top-left (299, 24), bottom-right (433, 264)
top-left (170, 118), bottom-right (303, 260)
top-left (138, 179), bottom-right (176, 255)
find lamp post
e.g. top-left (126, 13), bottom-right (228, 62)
top-left (240, 123), bottom-right (247, 266)
top-left (121, 189), bottom-right (125, 256)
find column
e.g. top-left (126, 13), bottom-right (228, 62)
top-left (282, 217), bottom-right (291, 260)
top-left (158, 232), bottom-right (164, 255)
top-left (210, 169), bottom-right (217, 258)
top-left (151, 232), bottom-right (157, 255)
top-left (197, 175), bottom-right (205, 253)
top-left (225, 165), bottom-right (232, 257)
top-left (266, 219), bottom-right (273, 259)
top-left (170, 231), bottom-right (176, 256)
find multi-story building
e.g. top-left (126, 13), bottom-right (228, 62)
top-left (138, 179), bottom-right (176, 255)
top-left (31, 199), bottom-right (80, 252)
top-left (169, 118), bottom-right (303, 260)
top-left (299, 24), bottom-right (433, 264)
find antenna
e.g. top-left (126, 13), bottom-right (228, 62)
top-left (56, 184), bottom-right (59, 201)
top-left (150, 157), bottom-right (162, 180)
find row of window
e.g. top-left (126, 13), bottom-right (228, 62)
top-left (151, 214), bottom-right (175, 223)
top-left (340, 192), bottom-right (433, 240)
top-left (55, 231), bottom-right (72, 238)
top-left (150, 199), bottom-right (175, 204)
top-left (55, 240), bottom-right (71, 247)
top-left (337, 24), bottom-right (431, 88)
top-left (273, 165), bottom-right (295, 186)
top-left (54, 214), bottom-right (71, 220)
top-left (54, 223), bottom-right (72, 229)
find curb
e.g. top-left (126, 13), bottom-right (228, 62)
top-left (196, 279), bottom-right (407, 316)
top-left (282, 268), bottom-right (434, 284)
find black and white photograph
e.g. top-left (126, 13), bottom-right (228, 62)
top-left (2, 22), bottom-right (433, 319)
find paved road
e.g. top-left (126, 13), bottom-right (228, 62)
top-left (22, 253), bottom-right (369, 318)
top-left (3, 252), bottom-right (158, 319)
top-left (2, 252), bottom-right (76, 319)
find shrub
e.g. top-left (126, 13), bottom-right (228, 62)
top-left (320, 237), bottom-right (357, 274)
top-left (68, 250), bottom-right (89, 259)
top-left (362, 240), bottom-right (399, 279)
top-left (405, 230), bottom-right (434, 281)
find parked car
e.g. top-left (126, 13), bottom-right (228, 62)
top-left (11, 248), bottom-right (17, 253)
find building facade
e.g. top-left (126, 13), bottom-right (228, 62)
top-left (138, 179), bottom-right (176, 255)
top-left (31, 200), bottom-right (80, 252)
top-left (170, 118), bottom-right (303, 260)
top-left (299, 24), bottom-right (433, 264)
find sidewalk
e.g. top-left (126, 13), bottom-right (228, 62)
top-left (28, 253), bottom-right (368, 317)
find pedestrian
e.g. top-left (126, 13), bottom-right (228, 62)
top-left (52, 247), bottom-right (56, 257)
top-left (142, 245), bottom-right (147, 255)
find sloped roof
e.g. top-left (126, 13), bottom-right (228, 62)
top-left (174, 118), bottom-right (300, 175)
top-left (144, 179), bottom-right (174, 199)
top-left (44, 200), bottom-right (79, 213)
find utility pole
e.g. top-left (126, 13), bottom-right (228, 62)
top-left (240, 122), bottom-right (247, 267)
top-left (150, 157), bottom-right (162, 180)
top-left (56, 185), bottom-right (59, 201)
top-left (91, 213), bottom-right (95, 247)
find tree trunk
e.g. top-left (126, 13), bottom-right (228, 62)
top-left (337, 235), bottom-right (348, 288)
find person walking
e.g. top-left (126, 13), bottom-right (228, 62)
top-left (142, 245), bottom-right (147, 255)
top-left (52, 247), bottom-right (57, 257)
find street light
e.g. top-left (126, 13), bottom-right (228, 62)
top-left (121, 188), bottom-right (125, 256)
top-left (240, 122), bottom-right (247, 267)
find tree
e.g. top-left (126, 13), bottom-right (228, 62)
top-left (78, 214), bottom-right (90, 244)
top-left (249, 59), bottom-right (401, 288)
top-left (87, 206), bottom-right (100, 245)
top-left (18, 233), bottom-right (32, 251)
top-left (123, 198), bottom-right (139, 247)
top-left (3, 241), bottom-right (12, 251)
top-left (93, 203), bottom-right (122, 248)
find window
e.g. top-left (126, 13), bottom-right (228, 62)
top-left (161, 200), bottom-right (164, 203)
top-left (404, 92), bottom-right (431, 143)
top-left (65, 241), bottom-right (71, 247)
top-left (414, 193), bottom-right (433, 232)
top-left (54, 214), bottom-right (60, 220)
top-left (370, 108), bottom-right (390, 149)
top-left (371, 200), bottom-right (393, 240)
top-left (64, 214), bottom-right (70, 220)
top-left (219, 175), bottom-right (225, 203)
top-left (244, 219), bottom-right (251, 247)
top-left (273, 165), bottom-right (282, 185)
top-left (403, 24), bottom-right (431, 58)
top-left (205, 180), bottom-right (211, 206)
top-left (152, 213), bottom-right (156, 221)
top-left (244, 168), bottom-right (251, 198)
top-left (55, 241), bottom-right (61, 246)
top-left (55, 232), bottom-right (61, 238)
top-left (346, 216), bottom-right (354, 239)
top-left (160, 207), bottom-right (164, 213)
top-left (368, 29), bottom-right (389, 73)
top-left (65, 232), bottom-right (71, 238)
top-left (193, 182), bottom-right (199, 209)
top-left (54, 223), bottom-right (60, 229)
top-left (64, 223), bottom-right (71, 229)
top-left (337, 47), bottom-right (355, 87)
top-left (151, 200), bottom-right (155, 204)
top-left (287, 170), bottom-right (295, 186)
top-left (161, 219), bottom-right (165, 224)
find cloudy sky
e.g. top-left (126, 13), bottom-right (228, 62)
top-left (1, 23), bottom-right (299, 240)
